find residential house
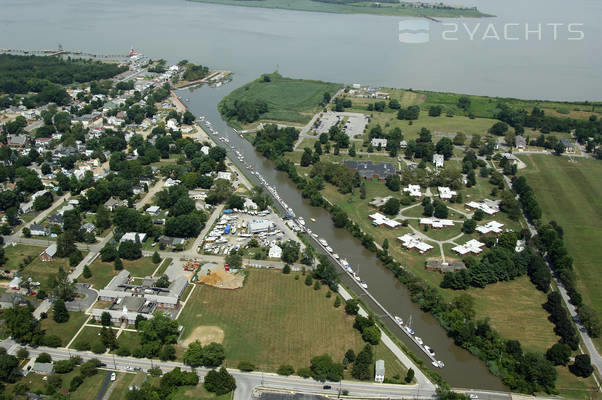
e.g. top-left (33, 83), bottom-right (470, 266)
top-left (7, 134), bottom-right (28, 149)
top-left (146, 206), bottom-right (161, 216)
top-left (40, 243), bottom-right (57, 262)
top-left (561, 138), bottom-right (575, 153)
top-left (515, 135), bottom-right (527, 150)
top-left (32, 362), bottom-right (54, 375)
top-left (120, 232), bottom-right (147, 243)
top-left (0, 292), bottom-right (27, 309)
top-left (433, 154), bottom-right (444, 168)
top-left (371, 138), bottom-right (388, 149)
top-left (268, 245), bottom-right (282, 259)
top-left (29, 224), bottom-right (49, 236)
top-left (82, 223), bottom-right (96, 234)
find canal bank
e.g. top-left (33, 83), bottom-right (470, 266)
top-left (179, 85), bottom-right (506, 391)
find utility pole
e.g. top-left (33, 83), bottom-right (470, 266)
top-left (113, 353), bottom-right (117, 370)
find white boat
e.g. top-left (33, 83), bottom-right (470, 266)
top-left (424, 346), bottom-right (435, 356)
top-left (325, 246), bottom-right (333, 253)
top-left (437, 361), bottom-right (445, 368)
top-left (341, 259), bottom-right (349, 268)
top-left (332, 253), bottom-right (340, 260)
top-left (394, 316), bottom-right (403, 326)
top-left (404, 325), bottom-right (415, 335)
top-left (311, 233), bottom-right (318, 239)
top-left (360, 281), bottom-right (368, 289)
top-left (352, 272), bottom-right (361, 281)
top-left (415, 337), bottom-right (423, 345)
top-left (319, 238), bottom-right (328, 246)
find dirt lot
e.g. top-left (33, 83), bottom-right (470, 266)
top-left (181, 325), bottom-right (225, 347)
top-left (197, 265), bottom-right (244, 289)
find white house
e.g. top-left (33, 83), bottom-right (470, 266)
top-left (403, 185), bottom-right (422, 198)
top-left (433, 154), bottom-right (444, 168)
top-left (371, 138), bottom-right (387, 149)
top-left (8, 276), bottom-right (22, 290)
top-left (120, 232), bottom-right (147, 243)
top-left (217, 171), bottom-right (232, 181)
top-left (146, 206), bottom-right (161, 216)
top-left (268, 245), bottom-right (282, 259)
top-left (438, 187), bottom-right (457, 200)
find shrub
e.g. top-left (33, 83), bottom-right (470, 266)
top-left (69, 375), bottom-right (84, 392)
top-left (54, 359), bottom-right (75, 374)
top-left (36, 353), bottom-right (52, 363)
top-left (237, 361), bottom-right (255, 372)
top-left (297, 367), bottom-right (312, 378)
top-left (74, 340), bottom-right (91, 351)
top-left (116, 347), bottom-right (131, 357)
top-left (282, 264), bottom-right (291, 274)
top-left (304, 275), bottom-right (312, 286)
top-left (91, 342), bottom-right (106, 354)
top-left (277, 365), bottom-right (295, 376)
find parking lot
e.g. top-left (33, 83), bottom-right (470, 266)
top-left (313, 112), bottom-right (368, 139)
top-left (202, 209), bottom-right (303, 257)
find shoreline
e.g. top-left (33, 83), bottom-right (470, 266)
top-left (187, 0), bottom-right (494, 19)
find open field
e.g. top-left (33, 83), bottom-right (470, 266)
top-left (70, 326), bottom-right (103, 349)
top-left (347, 87), bottom-right (601, 120)
top-left (188, 0), bottom-right (492, 17)
top-left (5, 366), bottom-right (108, 400)
top-left (178, 269), bottom-right (407, 379)
top-left (518, 154), bottom-right (602, 351)
top-left (41, 311), bottom-right (89, 346)
top-left (471, 276), bottom-right (559, 353)
top-left (108, 372), bottom-right (146, 400)
top-left (219, 72), bottom-right (341, 128)
top-left (4, 244), bottom-right (84, 292)
top-left (81, 257), bottom-right (158, 289)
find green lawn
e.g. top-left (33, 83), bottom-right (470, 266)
top-left (219, 72), bottom-right (341, 128)
top-left (81, 257), bottom-right (159, 289)
top-left (6, 366), bottom-right (108, 400)
top-left (189, 0), bottom-right (491, 17)
top-left (518, 154), bottom-right (602, 351)
top-left (70, 326), bottom-right (103, 350)
top-left (471, 276), bottom-right (559, 354)
top-left (41, 311), bottom-right (89, 347)
top-left (178, 269), bottom-right (407, 379)
top-left (108, 372), bottom-right (146, 400)
top-left (112, 331), bottom-right (140, 353)
top-left (4, 244), bottom-right (83, 293)
top-left (152, 257), bottom-right (172, 277)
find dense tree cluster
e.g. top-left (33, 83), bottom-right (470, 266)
top-left (253, 124), bottom-right (299, 159)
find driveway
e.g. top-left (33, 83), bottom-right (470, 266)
top-left (66, 283), bottom-right (98, 312)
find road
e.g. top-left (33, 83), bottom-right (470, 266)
top-left (0, 340), bottom-right (525, 400)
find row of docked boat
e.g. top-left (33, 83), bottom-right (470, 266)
top-left (392, 315), bottom-right (444, 368)
top-left (198, 115), bottom-right (296, 218)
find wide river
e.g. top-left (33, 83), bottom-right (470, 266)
top-left (2, 0), bottom-right (601, 390)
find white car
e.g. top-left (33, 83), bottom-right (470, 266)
top-left (110, 372), bottom-right (116, 381)
top-left (469, 394), bottom-right (478, 399)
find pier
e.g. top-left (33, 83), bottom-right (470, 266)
top-left (1, 48), bottom-right (129, 60)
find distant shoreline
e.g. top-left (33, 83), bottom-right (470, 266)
top-left (187, 0), bottom-right (494, 18)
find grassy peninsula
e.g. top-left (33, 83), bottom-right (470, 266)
top-left (189, 0), bottom-right (493, 18)
top-left (219, 72), bottom-right (341, 129)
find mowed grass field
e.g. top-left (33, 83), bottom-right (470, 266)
top-left (518, 154), bottom-right (602, 351)
top-left (41, 311), bottom-right (89, 347)
top-left (219, 72), bottom-right (341, 127)
top-left (178, 269), bottom-right (407, 379)
top-left (3, 244), bottom-right (82, 292)
top-left (471, 276), bottom-right (559, 353)
top-left (81, 257), bottom-right (159, 289)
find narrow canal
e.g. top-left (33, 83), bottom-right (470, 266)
top-left (180, 83), bottom-right (506, 391)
